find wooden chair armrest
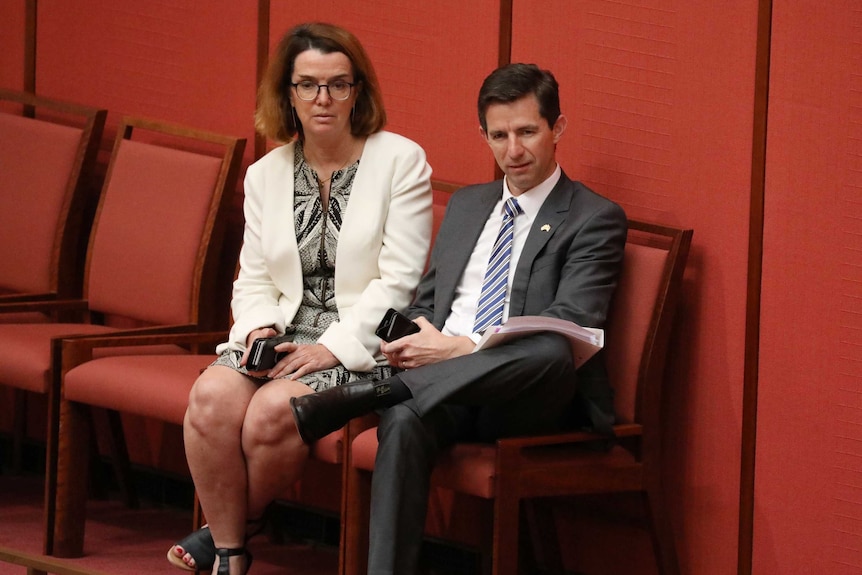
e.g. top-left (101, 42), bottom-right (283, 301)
top-left (61, 326), bottom-right (220, 350)
top-left (0, 292), bottom-right (57, 303)
top-left (496, 423), bottom-right (643, 450)
top-left (0, 298), bottom-right (89, 314)
top-left (58, 325), bottom-right (217, 370)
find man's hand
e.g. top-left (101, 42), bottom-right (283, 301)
top-left (380, 317), bottom-right (474, 370)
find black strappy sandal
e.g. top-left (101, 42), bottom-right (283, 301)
top-left (167, 516), bottom-right (267, 572)
top-left (215, 547), bottom-right (253, 575)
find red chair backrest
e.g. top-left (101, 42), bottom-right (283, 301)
top-left (0, 92), bottom-right (105, 296)
top-left (85, 117), bottom-right (244, 327)
top-left (604, 221), bottom-right (691, 425)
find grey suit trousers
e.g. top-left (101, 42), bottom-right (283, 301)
top-left (367, 333), bottom-right (577, 575)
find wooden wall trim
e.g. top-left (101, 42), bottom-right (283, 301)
top-left (492, 0), bottom-right (513, 180)
top-left (498, 0), bottom-right (512, 68)
top-left (738, 0), bottom-right (773, 572)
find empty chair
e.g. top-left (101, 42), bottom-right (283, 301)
top-left (0, 89), bottom-right (106, 473)
top-left (0, 89), bottom-right (106, 307)
top-left (0, 116), bottom-right (245, 558)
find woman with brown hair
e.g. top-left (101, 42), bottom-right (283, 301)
top-left (167, 22), bottom-right (432, 575)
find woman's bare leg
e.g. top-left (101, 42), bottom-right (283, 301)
top-left (242, 378), bottom-right (315, 516)
top-left (179, 366), bottom-right (257, 569)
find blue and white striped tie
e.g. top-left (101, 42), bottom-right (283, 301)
top-left (473, 197), bottom-right (522, 334)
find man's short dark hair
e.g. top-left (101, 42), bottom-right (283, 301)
top-left (477, 63), bottom-right (561, 132)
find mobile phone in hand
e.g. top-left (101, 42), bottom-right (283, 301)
top-left (375, 308), bottom-right (420, 342)
top-left (247, 333), bottom-right (295, 371)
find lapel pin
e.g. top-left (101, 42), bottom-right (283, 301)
top-left (541, 224), bottom-right (551, 232)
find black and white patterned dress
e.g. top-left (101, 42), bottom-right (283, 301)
top-left (213, 141), bottom-right (392, 391)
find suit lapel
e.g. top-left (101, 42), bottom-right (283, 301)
top-left (434, 184), bottom-right (499, 322)
top-left (509, 174), bottom-right (574, 315)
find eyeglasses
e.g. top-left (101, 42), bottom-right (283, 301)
top-left (291, 80), bottom-right (355, 101)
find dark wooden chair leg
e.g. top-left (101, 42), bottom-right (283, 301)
top-left (11, 389), bottom-right (28, 473)
top-left (51, 399), bottom-right (91, 558)
top-left (491, 493), bottom-right (521, 575)
top-left (104, 408), bottom-right (139, 509)
top-left (524, 499), bottom-right (566, 575)
top-left (84, 409), bottom-right (110, 500)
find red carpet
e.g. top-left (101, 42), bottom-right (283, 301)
top-left (0, 474), bottom-right (338, 575)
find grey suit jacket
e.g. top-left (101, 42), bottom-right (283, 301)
top-left (406, 170), bottom-right (627, 429)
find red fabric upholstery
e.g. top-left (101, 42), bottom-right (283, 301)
top-left (0, 113), bottom-right (82, 293)
top-left (0, 323), bottom-right (116, 393)
top-left (0, 322), bottom-right (190, 394)
top-left (353, 427), bottom-right (640, 500)
top-left (352, 428), bottom-right (498, 498)
top-left (63, 348), bottom-right (346, 461)
top-left (64, 353), bottom-right (205, 424)
top-left (605, 242), bottom-right (668, 423)
top-left (311, 430), bottom-right (344, 464)
top-left (86, 140), bottom-right (223, 326)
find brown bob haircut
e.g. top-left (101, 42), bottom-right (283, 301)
top-left (255, 22), bottom-right (387, 143)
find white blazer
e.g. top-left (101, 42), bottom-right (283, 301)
top-left (217, 131), bottom-right (433, 372)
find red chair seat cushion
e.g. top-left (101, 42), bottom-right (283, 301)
top-left (64, 353), bottom-right (209, 424)
top-left (353, 427), bottom-right (643, 500)
top-left (311, 430), bottom-right (343, 464)
top-left (65, 353), bottom-right (345, 461)
top-left (0, 323), bottom-right (119, 393)
top-left (352, 428), bottom-right (498, 498)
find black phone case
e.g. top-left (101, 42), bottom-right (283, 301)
top-left (375, 308), bottom-right (420, 342)
top-left (247, 332), bottom-right (295, 371)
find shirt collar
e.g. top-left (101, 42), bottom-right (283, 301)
top-left (501, 164), bottom-right (561, 219)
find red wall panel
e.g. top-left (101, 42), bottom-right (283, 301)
top-left (0, 0), bottom-right (27, 91)
top-left (6, 2), bottom-right (855, 573)
top-left (757, 1), bottom-right (862, 573)
top-left (512, 2), bottom-right (758, 574)
top-left (269, 0), bottom-right (499, 185)
top-left (34, 0), bottom-right (258, 161)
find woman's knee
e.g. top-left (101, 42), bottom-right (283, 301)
top-left (243, 381), bottom-right (311, 447)
top-left (185, 367), bottom-right (251, 431)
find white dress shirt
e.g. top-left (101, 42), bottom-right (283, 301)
top-left (442, 165), bottom-right (561, 341)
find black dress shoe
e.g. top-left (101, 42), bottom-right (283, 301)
top-left (290, 379), bottom-right (380, 443)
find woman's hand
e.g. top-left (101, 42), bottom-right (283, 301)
top-left (240, 327), bottom-right (278, 375)
top-left (380, 317), bottom-right (474, 370)
top-left (268, 342), bottom-right (340, 380)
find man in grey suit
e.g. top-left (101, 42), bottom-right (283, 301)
top-left (291, 63), bottom-right (627, 575)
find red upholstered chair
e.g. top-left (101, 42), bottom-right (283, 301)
top-left (344, 220), bottom-right (693, 575)
top-left (0, 89), bottom-right (106, 308)
top-left (0, 116), bottom-right (245, 558)
top-left (0, 90), bottom-right (106, 471)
